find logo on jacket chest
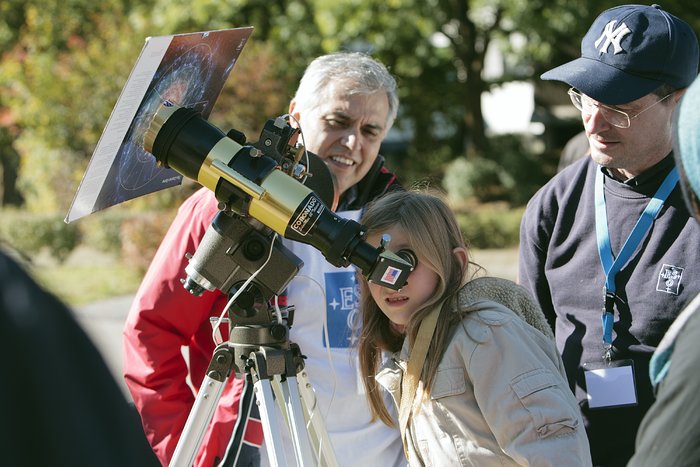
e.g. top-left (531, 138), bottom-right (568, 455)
top-left (323, 271), bottom-right (360, 348)
top-left (656, 264), bottom-right (684, 295)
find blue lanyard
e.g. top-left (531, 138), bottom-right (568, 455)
top-left (594, 167), bottom-right (679, 353)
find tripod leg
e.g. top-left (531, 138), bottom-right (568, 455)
top-left (253, 376), bottom-right (292, 466)
top-left (275, 375), bottom-right (316, 465)
top-left (170, 375), bottom-right (226, 467)
top-left (296, 370), bottom-right (339, 467)
top-left (170, 344), bottom-right (236, 467)
top-left (250, 348), bottom-right (324, 467)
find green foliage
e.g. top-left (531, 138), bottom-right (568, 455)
top-left (32, 260), bottom-right (144, 306)
top-left (0, 205), bottom-right (176, 269)
top-left (443, 133), bottom-right (554, 206)
top-left (1, 0), bottom-right (158, 211)
top-left (0, 210), bottom-right (81, 262)
top-left (119, 210), bottom-right (177, 274)
top-left (483, 133), bottom-right (551, 205)
top-left (443, 157), bottom-right (513, 203)
top-left (14, 141), bottom-right (78, 213)
top-left (211, 41), bottom-right (300, 139)
top-left (79, 210), bottom-right (131, 254)
top-left (456, 205), bottom-right (525, 249)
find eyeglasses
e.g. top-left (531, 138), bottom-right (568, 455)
top-left (567, 88), bottom-right (675, 129)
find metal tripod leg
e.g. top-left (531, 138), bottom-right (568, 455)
top-left (253, 375), bottom-right (292, 466)
top-left (296, 369), bottom-right (338, 467)
top-left (170, 344), bottom-right (235, 467)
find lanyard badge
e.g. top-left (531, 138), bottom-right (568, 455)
top-left (584, 166), bottom-right (679, 409)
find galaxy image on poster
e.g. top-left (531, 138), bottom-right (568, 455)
top-left (66, 27), bottom-right (253, 222)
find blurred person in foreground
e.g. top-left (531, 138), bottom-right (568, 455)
top-left (518, 4), bottom-right (700, 466)
top-left (122, 51), bottom-right (405, 466)
top-left (628, 74), bottom-right (700, 467)
top-left (0, 248), bottom-right (158, 467)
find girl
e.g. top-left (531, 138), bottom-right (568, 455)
top-left (357, 189), bottom-right (591, 466)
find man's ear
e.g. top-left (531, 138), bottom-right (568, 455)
top-left (288, 99), bottom-right (301, 127)
top-left (673, 88), bottom-right (687, 105)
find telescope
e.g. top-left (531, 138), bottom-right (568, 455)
top-left (143, 100), bottom-right (414, 296)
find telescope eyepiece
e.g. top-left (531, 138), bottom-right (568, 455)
top-left (396, 249), bottom-right (418, 269)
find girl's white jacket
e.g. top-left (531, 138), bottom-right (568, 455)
top-left (377, 279), bottom-right (593, 466)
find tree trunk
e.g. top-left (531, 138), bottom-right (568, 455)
top-left (0, 128), bottom-right (24, 207)
top-left (447, 0), bottom-right (491, 158)
top-left (464, 68), bottom-right (488, 157)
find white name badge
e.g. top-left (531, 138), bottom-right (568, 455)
top-left (583, 359), bottom-right (638, 409)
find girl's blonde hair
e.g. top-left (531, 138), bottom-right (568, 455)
top-left (357, 189), bottom-right (476, 426)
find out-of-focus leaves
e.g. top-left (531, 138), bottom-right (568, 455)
top-left (1, 0), bottom-right (698, 212)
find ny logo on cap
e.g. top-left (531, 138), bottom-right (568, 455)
top-left (594, 20), bottom-right (631, 55)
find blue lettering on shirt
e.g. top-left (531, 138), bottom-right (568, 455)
top-left (323, 271), bottom-right (360, 348)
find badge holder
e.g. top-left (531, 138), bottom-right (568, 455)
top-left (583, 356), bottom-right (638, 409)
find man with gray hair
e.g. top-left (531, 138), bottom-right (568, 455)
top-left (123, 52), bottom-right (404, 467)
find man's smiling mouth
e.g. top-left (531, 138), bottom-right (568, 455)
top-left (330, 155), bottom-right (354, 166)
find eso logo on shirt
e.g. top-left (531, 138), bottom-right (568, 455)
top-left (323, 271), bottom-right (361, 348)
top-left (656, 264), bottom-right (684, 295)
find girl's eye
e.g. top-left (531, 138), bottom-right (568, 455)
top-left (396, 249), bottom-right (418, 269)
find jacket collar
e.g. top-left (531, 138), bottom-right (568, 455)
top-left (337, 155), bottom-right (400, 211)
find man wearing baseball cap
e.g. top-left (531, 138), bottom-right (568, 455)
top-left (518, 4), bottom-right (700, 465)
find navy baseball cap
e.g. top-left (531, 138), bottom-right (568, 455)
top-left (541, 4), bottom-right (699, 105)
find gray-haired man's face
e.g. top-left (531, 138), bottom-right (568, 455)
top-left (289, 82), bottom-right (390, 198)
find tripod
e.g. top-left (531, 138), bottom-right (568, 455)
top-left (169, 301), bottom-right (338, 467)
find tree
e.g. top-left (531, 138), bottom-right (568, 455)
top-left (0, 0), bottom-right (160, 211)
top-left (0, 126), bottom-right (23, 206)
top-left (0, 0), bottom-right (32, 206)
top-left (307, 0), bottom-right (700, 181)
top-left (0, 0), bottom-right (323, 211)
top-left (2, 0), bottom-right (699, 211)
top-left (307, 0), bottom-right (552, 176)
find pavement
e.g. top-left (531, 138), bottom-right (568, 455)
top-left (74, 294), bottom-right (135, 399)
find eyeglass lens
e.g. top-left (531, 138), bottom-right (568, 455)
top-left (569, 90), bottom-right (629, 128)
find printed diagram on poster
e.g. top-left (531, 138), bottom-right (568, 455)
top-left (66, 27), bottom-right (253, 223)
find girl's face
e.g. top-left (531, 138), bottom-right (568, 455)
top-left (366, 226), bottom-right (439, 330)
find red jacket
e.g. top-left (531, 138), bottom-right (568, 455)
top-left (123, 187), bottom-right (262, 466)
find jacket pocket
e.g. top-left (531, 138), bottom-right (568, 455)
top-left (511, 368), bottom-right (580, 439)
top-left (431, 366), bottom-right (467, 399)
